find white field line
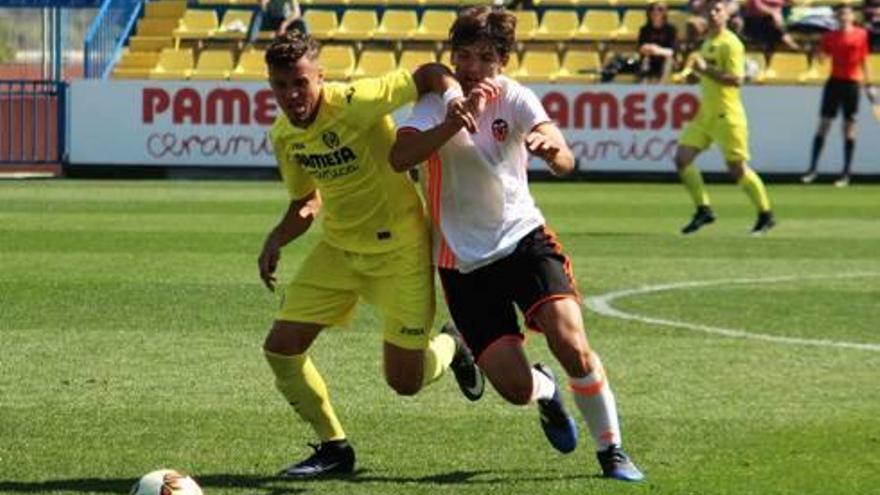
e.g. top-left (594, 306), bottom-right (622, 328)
top-left (584, 273), bottom-right (880, 352)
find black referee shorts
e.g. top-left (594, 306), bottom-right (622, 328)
top-left (820, 78), bottom-right (861, 121)
top-left (438, 226), bottom-right (580, 362)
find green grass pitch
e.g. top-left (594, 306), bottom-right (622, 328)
top-left (1, 180), bottom-right (878, 495)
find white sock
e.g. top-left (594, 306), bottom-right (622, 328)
top-left (569, 355), bottom-right (621, 451)
top-left (530, 367), bottom-right (556, 402)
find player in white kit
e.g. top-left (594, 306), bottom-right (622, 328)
top-left (388, 6), bottom-right (644, 482)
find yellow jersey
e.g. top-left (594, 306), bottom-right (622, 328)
top-left (697, 29), bottom-right (746, 122)
top-left (269, 69), bottom-right (427, 254)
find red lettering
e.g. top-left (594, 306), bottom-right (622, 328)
top-left (574, 92), bottom-right (618, 129)
top-left (142, 88), bottom-right (169, 123)
top-left (173, 88), bottom-right (202, 124)
top-left (650, 92), bottom-right (669, 130)
top-left (205, 89), bottom-right (250, 125)
top-left (622, 94), bottom-right (647, 130)
top-left (542, 91), bottom-right (569, 128)
top-left (254, 89), bottom-right (277, 125)
top-left (671, 93), bottom-right (699, 129)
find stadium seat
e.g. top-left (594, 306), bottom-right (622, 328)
top-left (112, 51), bottom-right (160, 79)
top-left (576, 10), bottom-right (620, 41)
top-left (191, 49), bottom-right (235, 79)
top-left (334, 10), bottom-right (379, 41)
top-left (129, 18), bottom-right (177, 51)
top-left (311, 0), bottom-right (350, 5)
top-left (230, 48), bottom-right (268, 80)
top-left (303, 10), bottom-right (338, 40)
top-left (502, 52), bottom-right (520, 74)
top-left (512, 50), bottom-right (560, 83)
top-left (349, 0), bottom-right (386, 6)
top-left (804, 54), bottom-right (830, 85)
top-left (440, 49), bottom-right (452, 68)
top-left (575, 0), bottom-right (620, 6)
top-left (149, 48), bottom-right (195, 79)
top-left (319, 45), bottom-right (356, 80)
top-left (353, 49), bottom-right (397, 78)
top-left (744, 51), bottom-right (767, 83)
top-left (762, 52), bottom-right (809, 85)
top-left (212, 9), bottom-right (253, 41)
top-left (389, 0), bottom-right (422, 6)
top-left (514, 10), bottom-right (538, 41)
top-left (412, 10), bottom-right (457, 41)
top-left (533, 10), bottom-right (579, 41)
top-left (616, 9), bottom-right (644, 41)
top-left (868, 54), bottom-right (880, 80)
top-left (173, 9), bottom-right (219, 44)
top-left (556, 49), bottom-right (601, 83)
top-left (374, 10), bottom-right (418, 40)
top-left (398, 49), bottom-right (437, 72)
top-left (144, 1), bottom-right (187, 19)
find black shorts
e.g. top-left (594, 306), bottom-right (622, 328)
top-left (820, 78), bottom-right (860, 121)
top-left (438, 226), bottom-right (580, 362)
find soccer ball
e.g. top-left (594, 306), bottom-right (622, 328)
top-left (130, 469), bottom-right (203, 495)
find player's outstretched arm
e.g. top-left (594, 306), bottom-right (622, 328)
top-left (411, 63), bottom-right (461, 98)
top-left (258, 190), bottom-right (321, 291)
top-left (526, 122), bottom-right (575, 176)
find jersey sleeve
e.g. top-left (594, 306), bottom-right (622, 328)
top-left (399, 95), bottom-right (443, 133)
top-left (512, 84), bottom-right (551, 134)
top-left (343, 68), bottom-right (418, 128)
top-left (270, 124), bottom-right (316, 200)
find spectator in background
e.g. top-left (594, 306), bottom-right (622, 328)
top-left (742, 0), bottom-right (799, 55)
top-left (260, 0), bottom-right (306, 37)
top-left (865, 0), bottom-right (880, 49)
top-left (638, 2), bottom-right (677, 82)
top-left (801, 5), bottom-right (873, 187)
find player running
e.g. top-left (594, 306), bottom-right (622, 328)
top-left (389, 6), bottom-right (644, 482)
top-left (258, 32), bottom-right (483, 478)
top-left (674, 0), bottom-right (776, 235)
top-left (801, 5), bottom-right (874, 187)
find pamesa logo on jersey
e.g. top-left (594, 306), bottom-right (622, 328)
top-left (288, 132), bottom-right (359, 180)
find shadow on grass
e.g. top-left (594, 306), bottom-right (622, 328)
top-left (0, 469), bottom-right (597, 493)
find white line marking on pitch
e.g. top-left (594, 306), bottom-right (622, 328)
top-left (584, 273), bottom-right (880, 352)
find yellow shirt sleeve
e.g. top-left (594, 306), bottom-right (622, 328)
top-left (342, 68), bottom-right (418, 127)
top-left (270, 120), bottom-right (316, 200)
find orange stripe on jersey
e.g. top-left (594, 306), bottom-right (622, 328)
top-left (570, 377), bottom-right (605, 396)
top-left (427, 152), bottom-right (456, 269)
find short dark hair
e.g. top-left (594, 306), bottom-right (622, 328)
top-left (449, 6), bottom-right (516, 61)
top-left (265, 31), bottom-right (320, 69)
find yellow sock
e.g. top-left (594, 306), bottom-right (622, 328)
top-left (264, 351), bottom-right (346, 442)
top-left (738, 167), bottom-right (772, 212)
top-left (679, 164), bottom-right (711, 207)
top-left (421, 333), bottom-right (455, 386)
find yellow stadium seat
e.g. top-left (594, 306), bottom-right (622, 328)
top-left (334, 10), bottom-right (378, 41)
top-left (303, 10), bottom-right (338, 40)
top-left (173, 9), bottom-right (219, 42)
top-left (398, 49), bottom-right (437, 72)
top-left (353, 50), bottom-right (397, 78)
top-left (198, 0), bottom-right (239, 5)
top-left (556, 49), bottom-right (601, 83)
top-left (616, 9), bottom-right (644, 41)
top-left (743, 51), bottom-right (767, 83)
top-left (112, 51), bottom-right (160, 79)
top-left (149, 48), bottom-right (195, 79)
top-left (311, 0), bottom-right (349, 5)
top-left (762, 53), bottom-right (809, 85)
top-left (129, 36), bottom-right (174, 51)
top-left (349, 0), bottom-right (386, 5)
top-left (804, 55), bottom-right (830, 85)
top-left (512, 50), bottom-right (560, 83)
top-left (388, 0), bottom-right (422, 6)
top-left (533, 10), bottom-right (578, 41)
top-left (374, 9), bottom-right (418, 40)
top-left (534, 0), bottom-right (577, 6)
top-left (213, 9), bottom-right (253, 40)
top-left (514, 10), bottom-right (538, 42)
top-left (134, 17), bottom-right (178, 36)
top-left (230, 49), bottom-right (267, 80)
top-left (502, 52), bottom-right (520, 74)
top-left (320, 45), bottom-right (356, 80)
top-left (144, 1), bottom-right (187, 19)
top-left (411, 10), bottom-right (456, 41)
top-left (868, 54), bottom-right (880, 79)
top-left (576, 10), bottom-right (620, 41)
top-left (191, 49), bottom-right (235, 79)
top-left (575, 0), bottom-right (619, 6)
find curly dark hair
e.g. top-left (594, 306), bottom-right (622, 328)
top-left (264, 31), bottom-right (320, 69)
top-left (449, 6), bottom-right (517, 61)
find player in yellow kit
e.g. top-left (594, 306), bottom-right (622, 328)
top-left (674, 0), bottom-right (776, 235)
top-left (257, 32), bottom-right (484, 478)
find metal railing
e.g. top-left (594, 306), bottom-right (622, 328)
top-left (0, 80), bottom-right (67, 164)
top-left (83, 0), bottom-right (143, 79)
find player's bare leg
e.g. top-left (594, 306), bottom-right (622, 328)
top-left (264, 321), bottom-right (354, 478)
top-left (532, 298), bottom-right (644, 482)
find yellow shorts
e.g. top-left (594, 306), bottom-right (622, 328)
top-left (277, 238), bottom-right (435, 350)
top-left (678, 111), bottom-right (750, 162)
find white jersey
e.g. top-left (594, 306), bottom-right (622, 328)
top-left (400, 76), bottom-right (551, 273)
